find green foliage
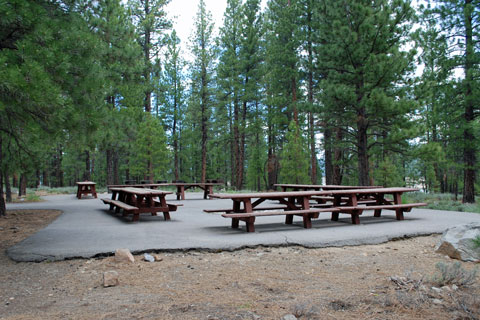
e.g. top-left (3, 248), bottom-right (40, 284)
top-left (373, 157), bottom-right (405, 188)
top-left (404, 192), bottom-right (480, 213)
top-left (129, 115), bottom-right (169, 180)
top-left (279, 121), bottom-right (310, 184)
top-left (473, 236), bottom-right (480, 249)
top-left (431, 262), bottom-right (477, 287)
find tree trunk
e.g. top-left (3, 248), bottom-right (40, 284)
top-left (106, 149), bottom-right (114, 185)
top-left (143, 0), bottom-right (152, 114)
top-left (0, 137), bottom-right (5, 216)
top-left (357, 108), bottom-right (369, 186)
top-left (462, 0), bottom-right (475, 203)
top-left (306, 9), bottom-right (316, 184)
top-left (200, 57), bottom-right (208, 184)
top-left (55, 145), bottom-right (63, 187)
top-left (324, 124), bottom-right (333, 185)
top-left (333, 127), bottom-right (343, 185)
top-left (18, 174), bottom-right (27, 197)
top-left (113, 150), bottom-right (119, 184)
top-left (83, 150), bottom-right (91, 181)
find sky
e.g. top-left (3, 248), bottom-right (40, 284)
top-left (166, 0), bottom-right (266, 56)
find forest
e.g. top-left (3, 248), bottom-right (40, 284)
top-left (0, 0), bottom-right (479, 216)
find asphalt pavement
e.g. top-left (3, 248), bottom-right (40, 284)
top-left (6, 192), bottom-right (480, 262)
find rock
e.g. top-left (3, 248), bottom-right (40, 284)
top-left (452, 284), bottom-right (459, 291)
top-left (115, 248), bottom-right (135, 263)
top-left (144, 253), bottom-right (155, 262)
top-left (281, 315), bottom-right (298, 320)
top-left (435, 223), bottom-right (480, 262)
top-left (153, 255), bottom-right (163, 262)
top-left (103, 271), bottom-right (119, 287)
top-left (431, 287), bottom-right (442, 294)
top-left (432, 299), bottom-right (443, 305)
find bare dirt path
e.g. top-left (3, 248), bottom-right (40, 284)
top-left (1, 209), bottom-right (478, 320)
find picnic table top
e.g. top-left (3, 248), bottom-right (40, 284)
top-left (109, 187), bottom-right (173, 196)
top-left (108, 183), bottom-right (169, 188)
top-left (209, 187), bottom-right (419, 199)
top-left (107, 182), bottom-right (222, 188)
top-left (274, 184), bottom-right (382, 189)
top-left (76, 181), bottom-right (96, 185)
top-left (169, 182), bottom-right (223, 186)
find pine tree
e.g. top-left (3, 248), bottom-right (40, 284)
top-left (423, 0), bottom-right (479, 202)
top-left (189, 0), bottom-right (217, 183)
top-left (0, 0), bottom-right (105, 215)
top-left (160, 30), bottom-right (185, 181)
top-left (279, 121), bottom-right (310, 184)
top-left (218, 0), bottom-right (244, 189)
top-left (129, 114), bottom-right (169, 180)
top-left (317, 0), bottom-right (417, 186)
top-left (128, 0), bottom-right (171, 113)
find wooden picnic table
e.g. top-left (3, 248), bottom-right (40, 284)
top-left (313, 187), bottom-right (427, 224)
top-left (207, 187), bottom-right (426, 232)
top-left (107, 183), bottom-right (169, 192)
top-left (76, 181), bottom-right (97, 199)
top-left (274, 183), bottom-right (382, 191)
top-left (207, 191), bottom-right (338, 232)
top-left (101, 187), bottom-right (178, 222)
top-left (170, 182), bottom-right (222, 200)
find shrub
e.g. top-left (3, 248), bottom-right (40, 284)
top-left (431, 262), bottom-right (477, 287)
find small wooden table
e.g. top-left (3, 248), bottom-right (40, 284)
top-left (208, 191), bottom-right (338, 232)
top-left (103, 187), bottom-right (177, 222)
top-left (171, 182), bottom-right (222, 200)
top-left (76, 181), bottom-right (97, 199)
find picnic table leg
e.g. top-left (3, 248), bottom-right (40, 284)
top-left (159, 195), bottom-right (171, 221)
top-left (374, 194), bottom-right (384, 217)
top-left (285, 197), bottom-right (295, 224)
top-left (243, 199), bottom-right (254, 231)
top-left (302, 213), bottom-right (312, 228)
top-left (245, 217), bottom-right (255, 232)
top-left (393, 192), bottom-right (404, 220)
top-left (231, 200), bottom-right (241, 228)
top-left (331, 195), bottom-right (343, 221)
top-left (176, 186), bottom-right (185, 200)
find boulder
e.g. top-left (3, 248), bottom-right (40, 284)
top-left (435, 223), bottom-right (480, 262)
top-left (103, 271), bottom-right (119, 287)
top-left (114, 248), bottom-right (135, 263)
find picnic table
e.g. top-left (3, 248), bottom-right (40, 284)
top-left (206, 187), bottom-right (427, 232)
top-left (316, 187), bottom-right (427, 224)
top-left (107, 183), bottom-right (169, 192)
top-left (76, 181), bottom-right (97, 199)
top-left (101, 187), bottom-right (179, 222)
top-left (170, 182), bottom-right (222, 200)
top-left (206, 191), bottom-right (338, 232)
top-left (274, 183), bottom-right (382, 191)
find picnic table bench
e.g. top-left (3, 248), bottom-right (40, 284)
top-left (101, 187), bottom-right (178, 222)
top-left (76, 181), bottom-right (97, 199)
top-left (208, 191), bottom-right (339, 232)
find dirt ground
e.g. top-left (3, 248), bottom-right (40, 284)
top-left (0, 210), bottom-right (479, 320)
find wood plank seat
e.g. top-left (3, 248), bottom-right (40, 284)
top-left (204, 206), bottom-right (288, 214)
top-left (221, 208), bottom-right (340, 232)
top-left (101, 198), bottom-right (138, 212)
top-left (332, 202), bottom-right (428, 224)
